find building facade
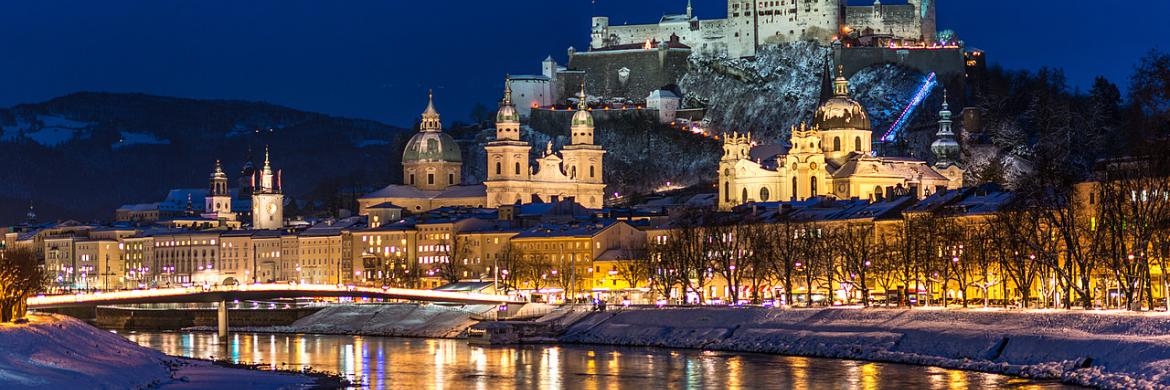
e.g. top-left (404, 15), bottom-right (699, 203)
top-left (485, 82), bottom-right (607, 209)
top-left (590, 0), bottom-right (936, 58)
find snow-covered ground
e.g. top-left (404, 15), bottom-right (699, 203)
top-left (559, 307), bottom-right (1170, 390)
top-left (189, 303), bottom-right (495, 338)
top-left (0, 314), bottom-right (319, 389)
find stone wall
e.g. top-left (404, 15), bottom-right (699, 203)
top-left (836, 46), bottom-right (966, 80)
top-left (566, 48), bottom-right (692, 100)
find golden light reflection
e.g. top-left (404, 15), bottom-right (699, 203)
top-left (859, 362), bottom-right (879, 390)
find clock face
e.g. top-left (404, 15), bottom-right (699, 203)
top-left (267, 203), bottom-right (277, 215)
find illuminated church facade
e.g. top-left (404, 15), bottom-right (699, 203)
top-left (717, 67), bottom-right (963, 211)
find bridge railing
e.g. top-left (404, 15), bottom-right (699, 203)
top-left (28, 283), bottom-right (517, 307)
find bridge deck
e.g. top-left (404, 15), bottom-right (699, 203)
top-left (28, 284), bottom-right (520, 309)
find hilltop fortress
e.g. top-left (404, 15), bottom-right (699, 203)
top-left (591, 0), bottom-right (937, 58)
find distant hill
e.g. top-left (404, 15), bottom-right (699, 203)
top-left (0, 92), bottom-right (412, 223)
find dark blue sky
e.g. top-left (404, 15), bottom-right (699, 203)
top-left (0, 1), bottom-right (1163, 127)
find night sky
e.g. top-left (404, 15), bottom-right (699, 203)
top-left (0, 0), bottom-right (1164, 127)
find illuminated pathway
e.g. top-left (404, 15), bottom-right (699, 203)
top-left (28, 283), bottom-right (520, 309)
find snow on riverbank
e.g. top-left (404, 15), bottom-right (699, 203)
top-left (0, 314), bottom-right (317, 389)
top-left (194, 303), bottom-right (495, 338)
top-left (559, 307), bottom-right (1170, 390)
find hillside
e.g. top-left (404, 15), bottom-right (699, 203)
top-left (0, 92), bottom-right (411, 223)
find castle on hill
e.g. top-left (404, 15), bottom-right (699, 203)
top-left (591, 0), bottom-right (937, 58)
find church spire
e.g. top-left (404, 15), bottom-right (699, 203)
top-left (686, 0), bottom-right (693, 18)
top-left (502, 76), bottom-right (513, 107)
top-left (577, 81), bottom-right (587, 111)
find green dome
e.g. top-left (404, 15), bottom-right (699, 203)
top-left (402, 131), bottom-right (462, 162)
top-left (497, 104), bottom-right (519, 123)
top-left (571, 109), bottom-right (594, 127)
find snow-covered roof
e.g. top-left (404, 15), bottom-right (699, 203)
top-left (513, 220), bottom-right (621, 239)
top-left (361, 184), bottom-right (486, 200)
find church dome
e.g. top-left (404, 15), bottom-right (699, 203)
top-left (571, 109), bottom-right (593, 127)
top-left (497, 103), bottom-right (519, 123)
top-left (403, 131), bottom-right (462, 162)
top-left (812, 65), bottom-right (872, 132)
top-left (812, 96), bottom-right (872, 131)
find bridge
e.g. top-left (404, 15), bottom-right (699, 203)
top-left (29, 284), bottom-right (521, 338)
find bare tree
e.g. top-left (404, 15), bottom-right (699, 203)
top-left (435, 237), bottom-right (472, 285)
top-left (613, 242), bottom-right (652, 290)
top-left (0, 248), bottom-right (46, 322)
top-left (836, 223), bottom-right (877, 306)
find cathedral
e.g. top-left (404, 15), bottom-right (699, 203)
top-left (717, 66), bottom-right (963, 211)
top-left (359, 83), bottom-right (608, 214)
top-left (251, 148), bottom-right (285, 229)
top-left (484, 81), bottom-right (606, 209)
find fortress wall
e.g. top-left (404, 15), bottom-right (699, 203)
top-left (567, 49), bottom-right (692, 99)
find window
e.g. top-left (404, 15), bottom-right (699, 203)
top-left (724, 182), bottom-right (730, 202)
top-left (833, 136), bottom-right (841, 151)
top-left (760, 187), bottom-right (770, 202)
top-left (448, 173), bottom-right (454, 184)
top-left (791, 177), bottom-right (798, 199)
top-left (409, 174), bottom-right (415, 185)
top-left (810, 177), bottom-right (817, 196)
top-left (428, 174), bottom-right (434, 185)
top-left (855, 136), bottom-right (862, 151)
top-left (589, 166), bottom-right (595, 178)
top-left (514, 162), bottom-right (521, 175)
top-left (742, 188), bottom-right (748, 203)
top-left (495, 162), bottom-right (501, 175)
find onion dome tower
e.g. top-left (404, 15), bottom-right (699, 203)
top-left (931, 90), bottom-right (961, 168)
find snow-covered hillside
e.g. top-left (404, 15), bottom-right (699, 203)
top-left (560, 307), bottom-right (1170, 390)
top-left (681, 42), bottom-right (830, 142)
top-left (0, 314), bottom-right (316, 389)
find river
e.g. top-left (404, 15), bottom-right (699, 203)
top-left (122, 331), bottom-right (1076, 389)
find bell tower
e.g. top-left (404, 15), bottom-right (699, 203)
top-left (559, 83), bottom-right (607, 208)
top-left (485, 78), bottom-right (534, 207)
top-left (252, 147), bottom-right (284, 230)
top-left (202, 160), bottom-right (236, 221)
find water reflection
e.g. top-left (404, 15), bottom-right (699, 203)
top-left (122, 332), bottom-right (1076, 389)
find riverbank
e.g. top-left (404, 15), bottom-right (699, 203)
top-left (0, 314), bottom-right (329, 389)
top-left (558, 307), bottom-right (1170, 390)
top-left (186, 303), bottom-right (495, 338)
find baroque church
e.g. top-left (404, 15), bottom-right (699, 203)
top-left (358, 82), bottom-right (608, 214)
top-left (717, 66), bottom-right (963, 211)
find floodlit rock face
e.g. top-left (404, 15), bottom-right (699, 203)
top-left (680, 42), bottom-right (831, 143)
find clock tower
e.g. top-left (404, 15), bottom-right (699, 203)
top-left (252, 147), bottom-right (284, 230)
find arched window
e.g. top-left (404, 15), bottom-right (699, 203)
top-left (792, 177), bottom-right (798, 199)
top-left (810, 177), bottom-right (818, 196)
top-left (495, 162), bottom-right (501, 175)
top-left (428, 174), bottom-right (434, 185)
top-left (724, 182), bottom-right (730, 202)
top-left (514, 162), bottom-right (521, 175)
top-left (742, 188), bottom-right (749, 203)
top-left (855, 136), bottom-right (862, 151)
top-left (874, 185), bottom-right (883, 199)
top-left (409, 174), bottom-right (415, 185)
top-left (760, 187), bottom-right (770, 202)
top-left (448, 173), bottom-right (454, 184)
top-left (833, 136), bottom-right (841, 151)
top-left (589, 166), bottom-right (595, 178)
top-left (571, 166), bottom-right (577, 178)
